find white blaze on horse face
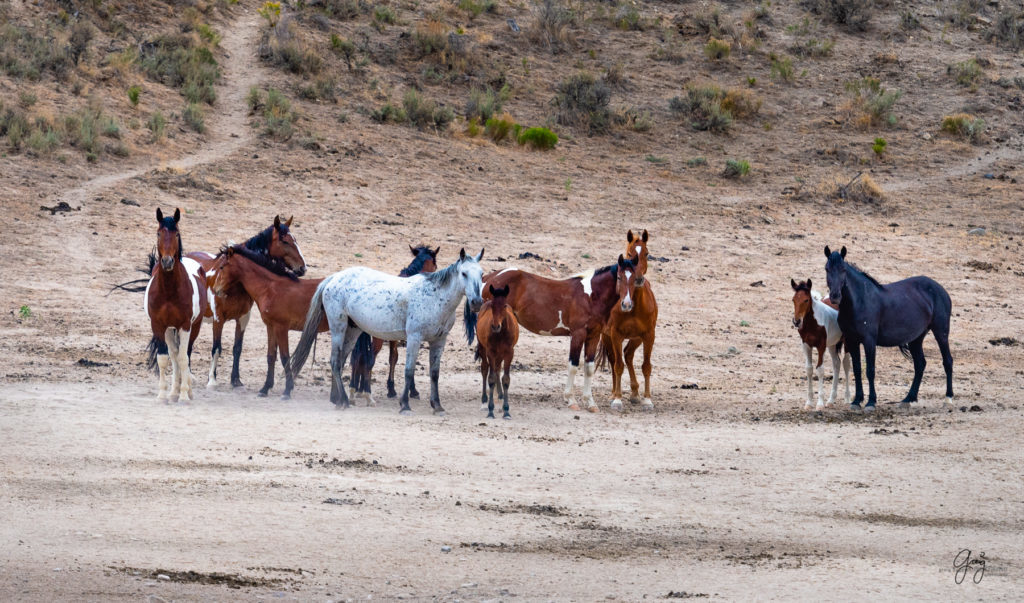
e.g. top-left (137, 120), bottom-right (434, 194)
top-left (635, 245), bottom-right (642, 257)
top-left (293, 239), bottom-right (308, 269)
top-left (182, 257), bottom-right (203, 323)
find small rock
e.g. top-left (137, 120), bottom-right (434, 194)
top-left (441, 545), bottom-right (452, 553)
top-left (727, 346), bottom-right (739, 355)
top-left (749, 280), bottom-right (765, 287)
top-left (968, 227), bottom-right (986, 236)
top-left (969, 405), bottom-right (983, 412)
top-left (157, 574), bottom-right (170, 581)
top-left (921, 132), bottom-right (932, 141)
top-left (120, 198), bottom-right (139, 206)
top-left (983, 173), bottom-right (995, 179)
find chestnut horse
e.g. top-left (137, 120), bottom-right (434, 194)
top-left (476, 284), bottom-right (519, 419)
top-left (187, 216), bottom-right (307, 390)
top-left (145, 208), bottom-right (208, 403)
top-left (601, 241), bottom-right (658, 411)
top-left (210, 245), bottom-right (328, 400)
top-left (481, 259), bottom-right (631, 412)
top-left (790, 279), bottom-right (850, 409)
top-left (349, 244), bottom-right (439, 404)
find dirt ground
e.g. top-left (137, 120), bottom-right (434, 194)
top-left (2, 0), bottom-right (1024, 600)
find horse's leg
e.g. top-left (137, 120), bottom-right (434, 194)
top-left (335, 328), bottom-right (362, 409)
top-left (427, 338), bottom-right (446, 416)
top-left (329, 321), bottom-right (352, 408)
top-left (863, 339), bottom-right (878, 410)
top-left (901, 334), bottom-right (927, 406)
top-left (166, 327), bottom-right (181, 403)
top-left (399, 334), bottom-right (422, 415)
top-left (814, 345), bottom-right (826, 410)
top-left (640, 333), bottom-right (654, 409)
top-left (581, 333), bottom-right (600, 412)
top-left (479, 347), bottom-right (490, 411)
top-left (827, 344), bottom-right (841, 406)
top-left (624, 338), bottom-right (642, 403)
top-left (178, 329), bottom-right (196, 402)
top-left (564, 331), bottom-right (584, 410)
top-left (610, 333), bottom-right (625, 411)
top-left (486, 353), bottom-right (497, 419)
top-left (258, 324), bottom-right (277, 397)
top-left (386, 341), bottom-right (399, 398)
top-left (155, 337), bottom-right (170, 402)
top-left (842, 345), bottom-right (852, 405)
top-left (501, 352), bottom-right (512, 420)
top-left (230, 311), bottom-right (250, 388)
top-left (408, 342), bottom-right (421, 399)
top-left (277, 324), bottom-right (294, 400)
top-left (933, 326), bottom-right (954, 405)
top-left (848, 342), bottom-right (863, 409)
top-left (207, 317), bottom-right (223, 389)
top-left (802, 343), bottom-right (814, 409)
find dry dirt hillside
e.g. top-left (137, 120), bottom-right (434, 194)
top-left (1, 0), bottom-right (1023, 600)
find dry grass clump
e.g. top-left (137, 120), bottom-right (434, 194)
top-left (842, 77), bottom-right (900, 129)
top-left (258, 18), bottom-right (322, 75)
top-left (554, 72), bottom-right (611, 134)
top-left (941, 113), bottom-right (985, 143)
top-left (528, 0), bottom-right (576, 54)
top-left (814, 171), bottom-right (886, 204)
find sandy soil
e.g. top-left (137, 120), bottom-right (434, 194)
top-left (2, 0), bottom-right (1024, 600)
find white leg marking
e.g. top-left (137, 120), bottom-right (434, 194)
top-left (582, 361), bottom-right (596, 408)
top-left (207, 347), bottom-right (220, 389)
top-left (815, 365), bottom-right (825, 409)
top-left (803, 343), bottom-right (814, 409)
top-left (157, 353), bottom-right (170, 402)
top-left (564, 362), bottom-right (578, 406)
top-left (642, 397), bottom-right (653, 408)
top-left (827, 347), bottom-right (840, 406)
top-left (178, 330), bottom-right (193, 401)
top-left (610, 398), bottom-right (623, 410)
top-left (166, 327), bottom-right (181, 402)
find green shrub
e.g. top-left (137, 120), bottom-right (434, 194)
top-left (183, 103), bottom-right (205, 133)
top-left (373, 5), bottom-right (397, 26)
top-left (485, 114), bottom-right (516, 142)
top-left (845, 77), bottom-right (900, 128)
top-left (803, 0), bottom-right (873, 32)
top-left (704, 38), bottom-right (731, 60)
top-left (459, 0), bottom-right (495, 19)
top-left (413, 20), bottom-right (448, 56)
top-left (330, 34), bottom-right (356, 68)
top-left (267, 40), bottom-right (322, 75)
top-left (101, 116), bottom-right (122, 139)
top-left (197, 23), bottom-right (221, 46)
top-left (722, 158), bottom-right (751, 178)
top-left (770, 54), bottom-right (795, 82)
top-left (466, 84), bottom-right (511, 122)
top-left (517, 126), bottom-right (558, 149)
top-left (19, 91), bottom-right (37, 108)
top-left (948, 59), bottom-right (982, 90)
top-left (941, 113), bottom-right (984, 143)
top-left (872, 137), bottom-right (887, 156)
top-left (529, 0), bottom-right (575, 53)
top-left (321, 0), bottom-right (361, 19)
top-left (128, 85), bottom-right (142, 107)
top-left (403, 89), bottom-right (453, 130)
top-left (687, 156), bottom-right (707, 167)
top-left (147, 111), bottom-right (166, 141)
top-left (618, 107), bottom-right (653, 132)
top-left (614, 3), bottom-right (642, 31)
top-left (554, 72), bottom-right (611, 134)
top-left (371, 102), bottom-right (406, 124)
top-left (465, 116), bottom-right (482, 137)
top-left (990, 9), bottom-right (1024, 50)
top-left (68, 21), bottom-right (94, 65)
top-left (300, 77), bottom-right (336, 101)
top-left (25, 126), bottom-right (60, 155)
top-left (247, 86), bottom-right (263, 112)
top-left (791, 38), bottom-right (834, 57)
top-left (264, 88), bottom-right (297, 139)
top-left (138, 34), bottom-right (220, 105)
top-left (0, 23), bottom-right (72, 81)
top-left (669, 85), bottom-right (733, 133)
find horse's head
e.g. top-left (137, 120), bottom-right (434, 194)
top-left (616, 254), bottom-right (640, 312)
top-left (625, 229), bottom-right (649, 284)
top-left (155, 207), bottom-right (182, 272)
top-left (824, 245), bottom-right (848, 305)
top-left (790, 278), bottom-right (813, 329)
top-left (269, 215), bottom-right (307, 276)
top-left (410, 244), bottom-right (440, 274)
top-left (487, 284), bottom-right (511, 334)
top-left (458, 247), bottom-right (485, 312)
top-left (210, 246), bottom-right (240, 295)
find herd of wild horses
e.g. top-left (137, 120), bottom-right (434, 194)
top-left (140, 209), bottom-right (955, 417)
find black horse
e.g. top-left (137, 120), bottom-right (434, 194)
top-left (824, 246), bottom-right (954, 411)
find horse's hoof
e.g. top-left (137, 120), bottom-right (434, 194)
top-left (587, 405), bottom-right (600, 414)
top-left (433, 409), bottom-right (446, 417)
top-left (399, 409), bottom-right (413, 416)
top-left (641, 400), bottom-right (654, 411)
top-left (281, 394), bottom-right (291, 401)
top-left (410, 391), bottom-right (420, 399)
top-left (503, 415), bottom-right (511, 420)
top-left (849, 403), bottom-right (862, 412)
top-left (257, 391), bottom-right (269, 398)
top-left (610, 399), bottom-right (623, 411)
top-left (899, 402), bottom-right (911, 411)
top-left (206, 380), bottom-right (216, 390)
top-left (366, 397), bottom-right (377, 407)
top-left (567, 403), bottom-right (581, 411)
top-left (629, 396), bottom-right (642, 404)
top-left (815, 403), bottom-right (824, 411)
top-left (169, 396), bottom-right (180, 404)
top-left (487, 413), bottom-right (495, 419)
top-left (387, 392), bottom-right (397, 399)
top-left (231, 381), bottom-right (244, 389)
top-left (864, 404), bottom-right (876, 413)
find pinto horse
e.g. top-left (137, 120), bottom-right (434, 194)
top-left (187, 216), bottom-right (307, 390)
top-left (145, 208), bottom-right (208, 403)
top-left (824, 246), bottom-right (954, 411)
top-left (476, 284), bottom-right (519, 419)
top-left (790, 279), bottom-right (850, 409)
top-left (290, 248), bottom-right (484, 414)
top-left (209, 245), bottom-right (326, 400)
top-left (481, 259), bottom-right (630, 412)
top-left (601, 251), bottom-right (658, 411)
top-left (349, 244), bottom-right (439, 404)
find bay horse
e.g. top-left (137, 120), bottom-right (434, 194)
top-left (209, 245), bottom-right (326, 400)
top-left (824, 246), bottom-right (954, 411)
top-left (290, 248), bottom-right (484, 414)
top-left (349, 244), bottom-right (439, 404)
top-left (187, 216), bottom-right (307, 390)
top-left (790, 278), bottom-right (851, 409)
top-left (601, 252), bottom-right (658, 411)
top-left (480, 259), bottom-right (629, 413)
top-left (476, 284), bottom-right (519, 419)
top-left (144, 208), bottom-right (208, 403)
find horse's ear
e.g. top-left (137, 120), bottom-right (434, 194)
top-left (627, 230), bottom-right (634, 243)
top-left (432, 246), bottom-right (440, 258)
top-left (824, 245), bottom-right (831, 258)
top-left (791, 279), bottom-right (798, 290)
top-left (488, 284), bottom-right (497, 296)
top-left (459, 248), bottom-right (467, 261)
top-left (840, 246), bottom-right (847, 258)
top-left (475, 248), bottom-right (484, 262)
top-left (498, 284), bottom-right (509, 297)
top-left (409, 244), bottom-right (418, 257)
top-left (173, 208), bottom-right (181, 222)
top-left (156, 208), bottom-right (164, 223)
top-left (618, 254), bottom-right (627, 267)
top-left (226, 246), bottom-right (235, 257)
top-left (807, 278), bottom-right (812, 290)
top-left (642, 229), bottom-right (649, 243)
top-left (285, 215), bottom-right (293, 227)
top-left (274, 215), bottom-right (281, 229)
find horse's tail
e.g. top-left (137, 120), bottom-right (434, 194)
top-left (349, 332), bottom-right (375, 393)
top-left (290, 279), bottom-right (328, 379)
top-left (899, 344), bottom-right (911, 360)
top-left (474, 343), bottom-right (483, 363)
top-left (595, 334), bottom-right (611, 371)
top-left (107, 253), bottom-right (157, 295)
top-left (464, 299), bottom-right (477, 346)
top-left (145, 337), bottom-right (160, 373)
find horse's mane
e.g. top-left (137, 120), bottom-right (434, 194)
top-left (400, 245), bottom-right (436, 277)
top-left (590, 264), bottom-right (619, 279)
top-left (224, 244), bottom-right (299, 281)
top-left (425, 260), bottom-right (460, 288)
top-left (242, 224), bottom-right (283, 255)
top-left (846, 261), bottom-right (883, 289)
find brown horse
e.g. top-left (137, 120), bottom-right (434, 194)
top-left (601, 245), bottom-right (658, 411)
top-left (481, 260), bottom-right (630, 412)
top-left (145, 208), bottom-right (208, 403)
top-left (210, 245), bottom-right (328, 400)
top-left (349, 244), bottom-right (439, 404)
top-left (187, 216), bottom-right (307, 390)
top-left (476, 284), bottom-right (519, 419)
top-left (790, 279), bottom-right (850, 409)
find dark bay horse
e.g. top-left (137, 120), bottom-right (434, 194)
top-left (790, 279), bottom-right (850, 409)
top-left (187, 216), bottom-right (307, 390)
top-left (824, 246), bottom-right (954, 411)
top-left (210, 245), bottom-right (327, 400)
top-left (601, 252), bottom-right (658, 411)
top-left (349, 244), bottom-right (439, 404)
top-left (476, 284), bottom-right (519, 419)
top-left (482, 260), bottom-right (628, 412)
top-left (145, 208), bottom-right (208, 403)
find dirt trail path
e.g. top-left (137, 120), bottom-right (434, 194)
top-left (56, 8), bottom-right (264, 207)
